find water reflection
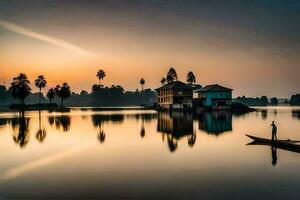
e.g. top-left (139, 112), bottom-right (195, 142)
top-left (292, 110), bottom-right (300, 121)
top-left (10, 112), bottom-right (30, 148)
top-left (261, 110), bottom-right (268, 120)
top-left (271, 146), bottom-right (277, 166)
top-left (198, 111), bottom-right (232, 135)
top-left (157, 111), bottom-right (195, 152)
top-left (140, 117), bottom-right (145, 138)
top-left (36, 110), bottom-right (46, 143)
top-left (48, 115), bottom-right (71, 132)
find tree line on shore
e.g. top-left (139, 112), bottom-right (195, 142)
top-left (1, 67), bottom-right (300, 107)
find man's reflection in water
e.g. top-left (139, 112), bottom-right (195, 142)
top-left (271, 146), bottom-right (277, 166)
top-left (36, 110), bottom-right (46, 143)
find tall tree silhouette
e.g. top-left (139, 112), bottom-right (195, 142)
top-left (47, 88), bottom-right (55, 103)
top-left (166, 67), bottom-right (178, 83)
top-left (9, 73), bottom-right (31, 106)
top-left (54, 83), bottom-right (71, 107)
top-left (161, 77), bottom-right (166, 85)
top-left (140, 78), bottom-right (145, 91)
top-left (97, 69), bottom-right (106, 86)
top-left (186, 71), bottom-right (196, 85)
top-left (34, 75), bottom-right (47, 103)
top-left (36, 110), bottom-right (46, 143)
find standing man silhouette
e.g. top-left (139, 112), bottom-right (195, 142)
top-left (271, 121), bottom-right (277, 141)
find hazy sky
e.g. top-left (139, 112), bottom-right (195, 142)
top-left (0, 0), bottom-right (299, 97)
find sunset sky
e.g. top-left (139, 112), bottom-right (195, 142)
top-left (0, 0), bottom-right (299, 97)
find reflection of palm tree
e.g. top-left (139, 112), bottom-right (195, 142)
top-left (13, 111), bottom-right (30, 148)
top-left (48, 116), bottom-right (55, 126)
top-left (140, 124), bottom-right (146, 138)
top-left (188, 131), bottom-right (197, 147)
top-left (167, 135), bottom-right (177, 152)
top-left (36, 110), bottom-right (47, 143)
top-left (51, 115), bottom-right (71, 132)
top-left (98, 130), bottom-right (106, 143)
top-left (140, 119), bottom-right (145, 138)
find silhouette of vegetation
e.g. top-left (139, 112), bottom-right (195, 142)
top-left (235, 95), bottom-right (270, 106)
top-left (291, 94), bottom-right (300, 106)
top-left (54, 83), bottom-right (71, 107)
top-left (47, 88), bottom-right (55, 103)
top-left (97, 69), bottom-right (106, 86)
top-left (140, 78), bottom-right (145, 91)
top-left (186, 71), bottom-right (196, 85)
top-left (166, 67), bottom-right (178, 83)
top-left (34, 75), bottom-right (47, 103)
top-left (9, 73), bottom-right (31, 106)
top-left (270, 97), bottom-right (278, 105)
top-left (160, 77), bottom-right (166, 85)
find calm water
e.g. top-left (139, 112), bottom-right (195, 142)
top-left (0, 107), bottom-right (300, 199)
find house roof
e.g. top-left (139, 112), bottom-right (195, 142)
top-left (195, 84), bottom-right (233, 92)
top-left (156, 81), bottom-right (193, 91)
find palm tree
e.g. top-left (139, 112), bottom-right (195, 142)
top-left (186, 71), bottom-right (196, 85)
top-left (9, 73), bottom-right (31, 106)
top-left (55, 83), bottom-right (71, 107)
top-left (46, 88), bottom-right (55, 103)
top-left (166, 67), bottom-right (178, 83)
top-left (161, 77), bottom-right (166, 85)
top-left (96, 69), bottom-right (106, 86)
top-left (36, 110), bottom-right (46, 143)
top-left (140, 78), bottom-right (145, 91)
top-left (34, 75), bottom-right (47, 103)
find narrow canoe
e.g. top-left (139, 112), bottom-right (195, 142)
top-left (246, 134), bottom-right (300, 153)
top-left (246, 134), bottom-right (300, 144)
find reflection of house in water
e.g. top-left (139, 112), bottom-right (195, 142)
top-left (157, 111), bottom-right (196, 152)
top-left (198, 111), bottom-right (232, 135)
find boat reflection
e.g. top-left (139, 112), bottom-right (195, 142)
top-left (198, 111), bottom-right (232, 135)
top-left (157, 111), bottom-right (195, 152)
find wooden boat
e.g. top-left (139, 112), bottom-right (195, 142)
top-left (246, 134), bottom-right (300, 153)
